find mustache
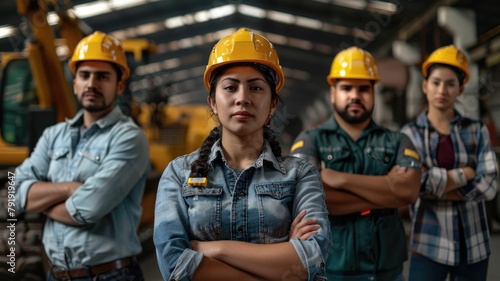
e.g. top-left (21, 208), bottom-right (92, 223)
top-left (345, 101), bottom-right (365, 110)
top-left (83, 88), bottom-right (103, 97)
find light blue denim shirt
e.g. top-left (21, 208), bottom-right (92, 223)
top-left (154, 139), bottom-right (331, 281)
top-left (14, 106), bottom-right (150, 268)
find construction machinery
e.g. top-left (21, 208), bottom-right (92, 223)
top-left (0, 0), bottom-right (215, 279)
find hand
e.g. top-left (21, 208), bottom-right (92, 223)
top-left (191, 240), bottom-right (219, 258)
top-left (462, 167), bottom-right (476, 181)
top-left (65, 182), bottom-right (83, 196)
top-left (385, 165), bottom-right (410, 192)
top-left (320, 168), bottom-right (342, 189)
top-left (289, 210), bottom-right (320, 241)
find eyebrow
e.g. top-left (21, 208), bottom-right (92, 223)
top-left (221, 77), bottom-right (267, 83)
top-left (77, 70), bottom-right (112, 75)
top-left (339, 83), bottom-right (372, 88)
top-left (430, 77), bottom-right (456, 83)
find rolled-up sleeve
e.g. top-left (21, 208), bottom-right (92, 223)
top-left (66, 126), bottom-right (149, 224)
top-left (456, 124), bottom-right (498, 201)
top-left (291, 160), bottom-right (331, 279)
top-left (14, 127), bottom-right (53, 213)
top-left (154, 158), bottom-right (204, 281)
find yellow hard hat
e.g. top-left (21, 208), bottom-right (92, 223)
top-left (422, 45), bottom-right (469, 84)
top-left (326, 46), bottom-right (379, 85)
top-left (69, 31), bottom-right (130, 81)
top-left (203, 27), bottom-right (285, 92)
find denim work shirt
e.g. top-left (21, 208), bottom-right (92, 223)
top-left (154, 139), bottom-right (331, 281)
top-left (14, 106), bottom-right (150, 268)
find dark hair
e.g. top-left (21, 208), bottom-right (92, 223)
top-left (74, 61), bottom-right (123, 82)
top-left (426, 63), bottom-right (465, 86)
top-left (189, 63), bottom-right (282, 178)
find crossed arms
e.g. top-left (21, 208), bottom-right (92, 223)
top-left (26, 181), bottom-right (83, 225)
top-left (321, 166), bottom-right (421, 215)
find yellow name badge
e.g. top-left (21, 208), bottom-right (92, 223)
top-left (404, 148), bottom-right (419, 160)
top-left (188, 177), bottom-right (208, 187)
top-left (291, 140), bottom-right (304, 153)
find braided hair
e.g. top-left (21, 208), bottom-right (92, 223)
top-left (189, 63), bottom-right (283, 178)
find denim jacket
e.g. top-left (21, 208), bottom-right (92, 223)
top-left (14, 107), bottom-right (150, 268)
top-left (154, 139), bottom-right (331, 281)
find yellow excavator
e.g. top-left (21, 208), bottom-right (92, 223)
top-left (0, 0), bottom-right (215, 278)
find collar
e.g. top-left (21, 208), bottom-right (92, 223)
top-left (415, 109), bottom-right (463, 128)
top-left (207, 139), bottom-right (286, 174)
top-left (318, 115), bottom-right (384, 137)
top-left (66, 106), bottom-right (126, 129)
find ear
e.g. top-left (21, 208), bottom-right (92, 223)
top-left (269, 97), bottom-right (278, 116)
top-left (458, 84), bottom-right (465, 96)
top-left (116, 80), bottom-right (126, 95)
top-left (73, 79), bottom-right (77, 95)
top-left (207, 96), bottom-right (217, 114)
top-left (329, 85), bottom-right (336, 105)
top-left (421, 80), bottom-right (427, 95)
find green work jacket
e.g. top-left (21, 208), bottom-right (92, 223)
top-left (291, 117), bottom-right (420, 281)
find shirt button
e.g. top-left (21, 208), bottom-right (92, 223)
top-left (327, 155), bottom-right (333, 160)
top-left (239, 191), bottom-right (246, 196)
top-left (238, 227), bottom-right (244, 232)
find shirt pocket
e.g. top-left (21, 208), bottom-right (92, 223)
top-left (322, 149), bottom-right (353, 172)
top-left (182, 183), bottom-right (223, 240)
top-left (77, 150), bottom-right (104, 180)
top-left (48, 148), bottom-right (70, 180)
top-left (366, 147), bottom-right (395, 174)
top-left (255, 181), bottom-right (295, 243)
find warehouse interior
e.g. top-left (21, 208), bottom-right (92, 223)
top-left (0, 0), bottom-right (499, 147)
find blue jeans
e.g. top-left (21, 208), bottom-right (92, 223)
top-left (47, 262), bottom-right (144, 281)
top-left (408, 253), bottom-right (488, 281)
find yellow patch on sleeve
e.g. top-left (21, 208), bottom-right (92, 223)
top-left (404, 148), bottom-right (419, 160)
top-left (290, 140), bottom-right (304, 152)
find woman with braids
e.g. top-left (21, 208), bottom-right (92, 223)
top-left (153, 28), bottom-right (331, 281)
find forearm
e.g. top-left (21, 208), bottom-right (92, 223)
top-left (26, 181), bottom-right (81, 213)
top-left (194, 241), bottom-right (306, 281)
top-left (192, 257), bottom-right (266, 281)
top-left (43, 203), bottom-right (81, 225)
top-left (324, 188), bottom-right (380, 215)
top-left (322, 168), bottom-right (420, 208)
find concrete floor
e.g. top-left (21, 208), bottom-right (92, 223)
top-left (140, 220), bottom-right (500, 281)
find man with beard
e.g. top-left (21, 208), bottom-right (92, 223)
top-left (290, 47), bottom-right (421, 281)
top-left (14, 31), bottom-right (149, 280)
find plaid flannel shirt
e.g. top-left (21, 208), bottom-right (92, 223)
top-left (401, 110), bottom-right (498, 266)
